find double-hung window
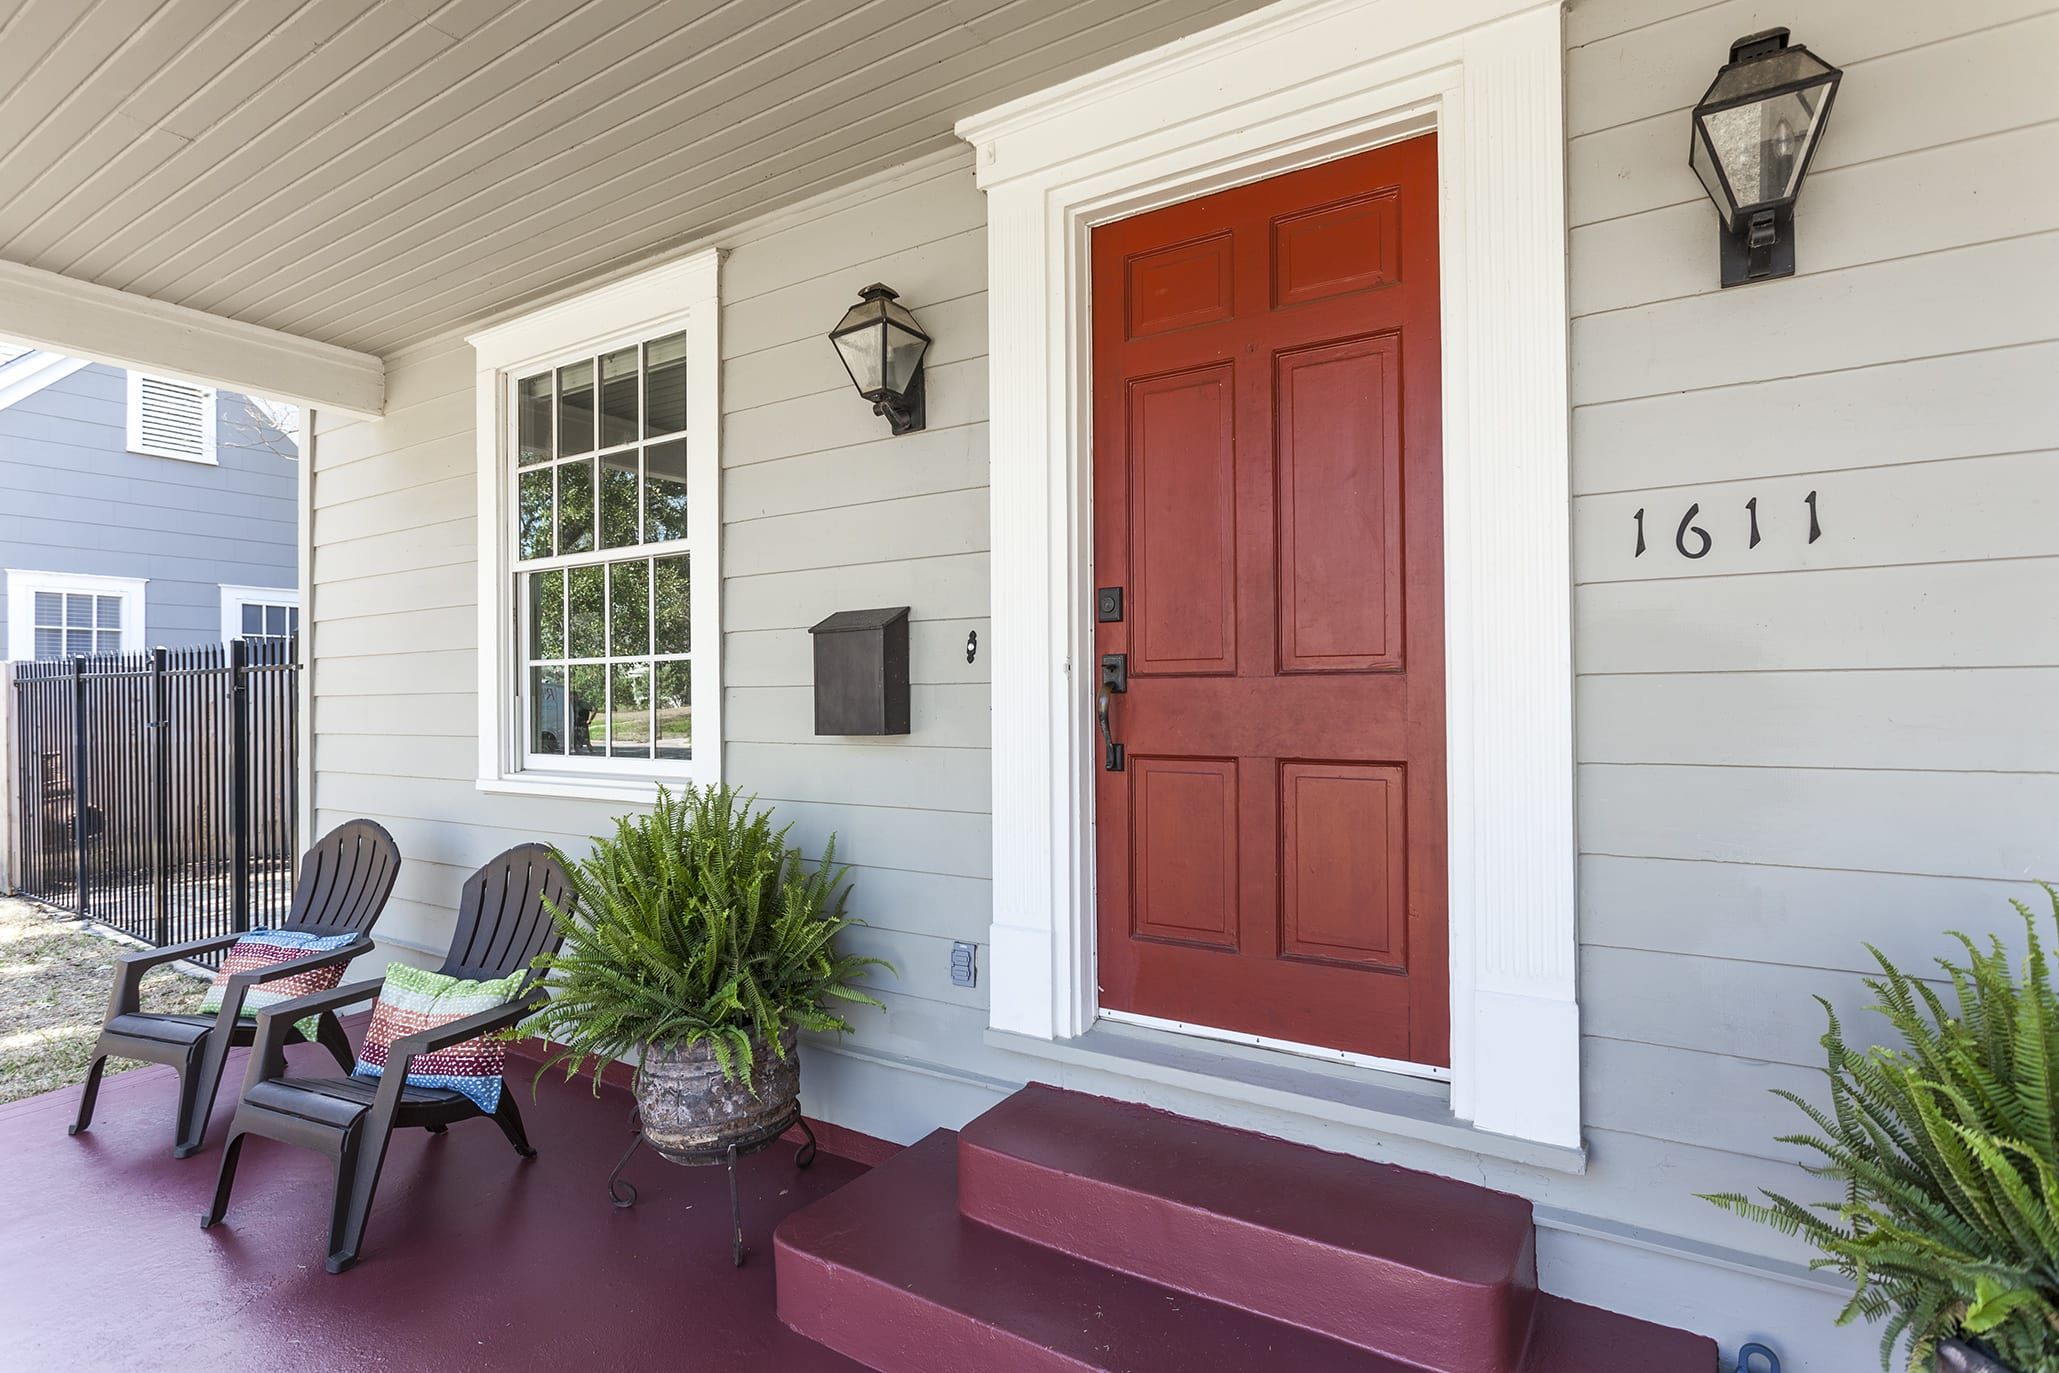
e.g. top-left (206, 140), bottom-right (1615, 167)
top-left (470, 250), bottom-right (720, 799)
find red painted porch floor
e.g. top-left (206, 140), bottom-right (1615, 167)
top-left (0, 1037), bottom-right (870, 1371)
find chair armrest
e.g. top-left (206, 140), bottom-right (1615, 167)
top-left (107, 933), bottom-right (242, 1018)
top-left (118, 932), bottom-right (243, 968)
top-left (387, 988), bottom-right (549, 1071)
top-left (243, 977), bottom-right (387, 1090)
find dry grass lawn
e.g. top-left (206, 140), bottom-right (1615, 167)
top-left (0, 895), bottom-right (205, 1106)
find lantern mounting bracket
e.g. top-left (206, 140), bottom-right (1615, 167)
top-left (872, 362), bottom-right (925, 436)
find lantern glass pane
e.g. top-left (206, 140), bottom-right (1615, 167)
top-left (1704, 46), bottom-right (1834, 103)
top-left (881, 319), bottom-right (929, 396)
top-left (1698, 80), bottom-right (1829, 211)
top-left (834, 324), bottom-right (887, 396)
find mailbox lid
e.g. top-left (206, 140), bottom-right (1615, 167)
top-left (810, 606), bottom-right (911, 635)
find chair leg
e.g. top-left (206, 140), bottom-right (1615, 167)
top-left (200, 1132), bottom-right (246, 1229)
top-left (68, 1054), bottom-right (108, 1137)
top-left (173, 1035), bottom-right (227, 1159)
top-left (326, 1123), bottom-right (369, 1275)
top-left (491, 1088), bottom-right (536, 1158)
top-left (313, 1012), bottom-right (356, 1073)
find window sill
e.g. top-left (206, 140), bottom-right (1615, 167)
top-left (128, 446), bottom-right (218, 465)
top-left (476, 774), bottom-right (683, 807)
top-left (985, 1019), bottom-right (1589, 1175)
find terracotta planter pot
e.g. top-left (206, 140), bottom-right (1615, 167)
top-left (634, 1027), bottom-right (800, 1164)
top-left (1937, 1338), bottom-right (2017, 1373)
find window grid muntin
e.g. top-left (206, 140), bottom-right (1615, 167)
top-left (512, 329), bottom-right (696, 771)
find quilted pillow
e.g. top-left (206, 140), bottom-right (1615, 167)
top-left (353, 962), bottom-right (525, 1113)
top-left (198, 928), bottom-right (358, 1040)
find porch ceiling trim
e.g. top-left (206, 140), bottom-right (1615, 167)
top-left (0, 258), bottom-right (384, 418)
top-left (961, 0), bottom-right (1580, 1150)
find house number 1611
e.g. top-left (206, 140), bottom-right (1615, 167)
top-left (1633, 491), bottom-right (1822, 559)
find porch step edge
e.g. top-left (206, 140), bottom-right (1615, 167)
top-left (957, 1084), bottom-right (1538, 1371)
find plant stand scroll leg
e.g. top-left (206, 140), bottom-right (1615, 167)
top-left (607, 1130), bottom-right (644, 1209)
top-left (794, 1113), bottom-right (817, 1169)
top-left (726, 1141), bottom-right (745, 1268)
top-left (69, 1054), bottom-right (108, 1136)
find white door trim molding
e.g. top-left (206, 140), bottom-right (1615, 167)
top-left (957, 0), bottom-right (1579, 1148)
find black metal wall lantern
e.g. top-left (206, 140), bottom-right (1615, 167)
top-left (829, 283), bottom-right (931, 434)
top-left (1689, 28), bottom-right (1841, 287)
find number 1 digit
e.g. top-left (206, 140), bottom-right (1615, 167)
top-left (1746, 497), bottom-right (1761, 549)
top-left (1633, 507), bottom-right (1646, 557)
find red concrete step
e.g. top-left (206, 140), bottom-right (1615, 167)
top-left (776, 1130), bottom-right (1425, 1373)
top-left (775, 1128), bottom-right (1715, 1373)
top-left (956, 1084), bottom-right (1537, 1371)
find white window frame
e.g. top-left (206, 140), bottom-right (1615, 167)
top-left (125, 369), bottom-right (219, 464)
top-left (5, 569), bottom-right (147, 661)
top-left (467, 249), bottom-right (722, 804)
top-left (959, 0), bottom-right (1579, 1149)
top-left (218, 584), bottom-right (301, 643)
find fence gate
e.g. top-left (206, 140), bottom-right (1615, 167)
top-left (8, 639), bottom-right (299, 949)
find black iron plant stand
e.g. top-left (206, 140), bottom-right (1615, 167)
top-left (605, 1100), bottom-right (818, 1266)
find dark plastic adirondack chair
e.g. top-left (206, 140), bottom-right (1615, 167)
top-left (202, 842), bottom-right (572, 1273)
top-left (70, 819), bottom-right (400, 1158)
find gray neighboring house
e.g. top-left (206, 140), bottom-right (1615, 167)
top-left (0, 345), bottom-right (299, 662)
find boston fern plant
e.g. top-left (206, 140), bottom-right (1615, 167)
top-left (1707, 892), bottom-right (2059, 1373)
top-left (527, 784), bottom-right (889, 1093)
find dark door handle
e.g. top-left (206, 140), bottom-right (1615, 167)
top-left (1098, 654), bottom-right (1127, 772)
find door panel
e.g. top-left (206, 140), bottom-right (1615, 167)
top-left (1275, 334), bottom-right (1403, 673)
top-left (1279, 761), bottom-right (1407, 971)
top-left (1092, 135), bottom-right (1447, 1066)
top-left (1129, 756), bottom-right (1240, 950)
top-left (1130, 366), bottom-right (1238, 676)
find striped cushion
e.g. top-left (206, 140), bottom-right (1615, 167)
top-left (353, 962), bottom-right (524, 1113)
top-left (198, 929), bottom-right (356, 1040)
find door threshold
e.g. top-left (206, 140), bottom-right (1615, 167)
top-left (985, 1020), bottom-right (1587, 1175)
top-left (1097, 1010), bottom-right (1451, 1082)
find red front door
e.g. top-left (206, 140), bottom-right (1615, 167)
top-left (1091, 136), bottom-right (1447, 1066)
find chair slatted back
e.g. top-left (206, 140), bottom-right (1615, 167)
top-left (439, 844), bottom-right (572, 985)
top-left (282, 820), bottom-right (401, 938)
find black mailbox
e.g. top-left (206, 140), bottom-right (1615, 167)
top-left (809, 607), bottom-right (910, 735)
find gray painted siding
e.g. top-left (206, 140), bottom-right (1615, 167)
top-left (307, 159), bottom-right (995, 1147)
top-left (1553, 0), bottom-right (2059, 1362)
top-left (302, 4), bottom-right (2059, 1365)
top-left (0, 361), bottom-right (298, 651)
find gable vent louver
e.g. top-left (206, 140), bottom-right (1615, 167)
top-left (128, 372), bottom-right (216, 462)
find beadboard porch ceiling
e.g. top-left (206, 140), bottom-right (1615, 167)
top-left (0, 0), bottom-right (1267, 359)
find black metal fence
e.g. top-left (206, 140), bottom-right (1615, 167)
top-left (8, 639), bottom-right (299, 949)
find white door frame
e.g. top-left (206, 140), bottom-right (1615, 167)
top-left (958, 0), bottom-right (1580, 1148)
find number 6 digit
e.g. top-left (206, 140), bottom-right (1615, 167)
top-left (1675, 503), bottom-right (1711, 559)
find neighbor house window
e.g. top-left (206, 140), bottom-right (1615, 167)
top-left (126, 370), bottom-right (217, 463)
top-left (468, 249), bottom-right (720, 797)
top-left (219, 585), bottom-right (300, 645)
top-left (5, 570), bottom-right (146, 661)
